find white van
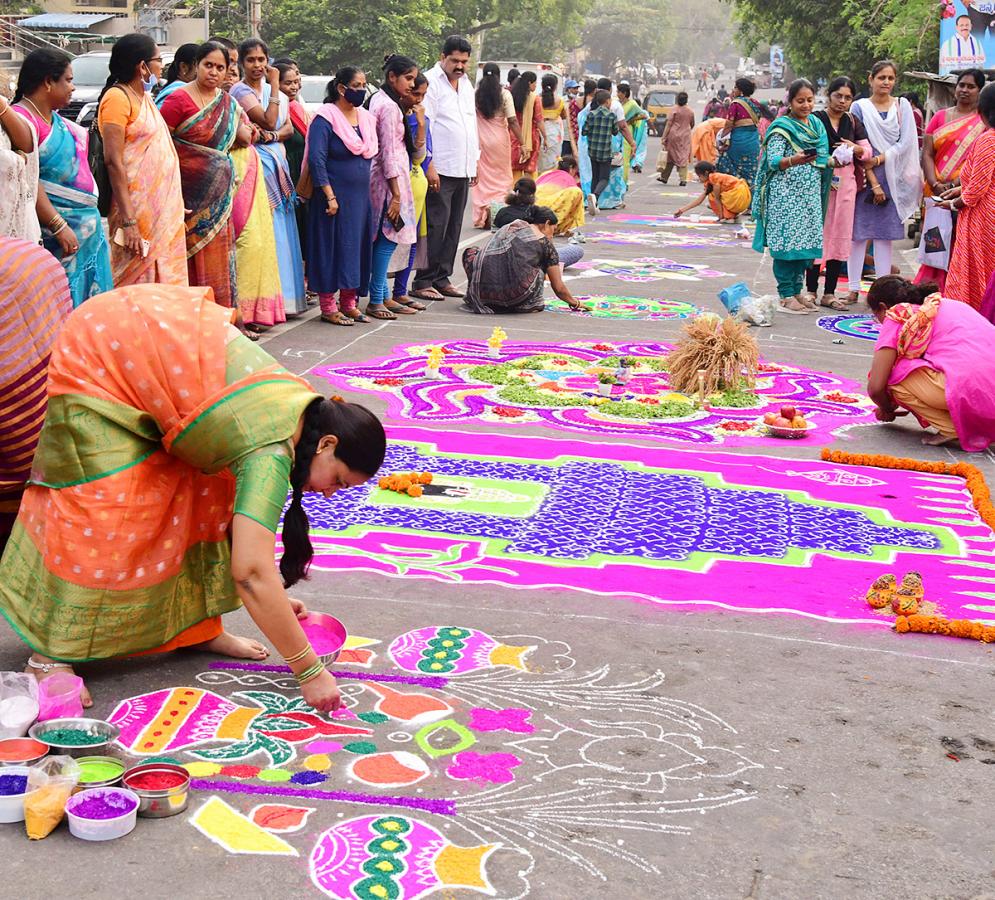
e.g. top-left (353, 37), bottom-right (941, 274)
top-left (476, 60), bottom-right (564, 94)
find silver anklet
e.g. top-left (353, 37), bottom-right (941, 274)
top-left (26, 658), bottom-right (73, 674)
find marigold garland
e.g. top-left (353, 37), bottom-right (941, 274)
top-left (820, 449), bottom-right (995, 533)
top-left (895, 614), bottom-right (995, 643)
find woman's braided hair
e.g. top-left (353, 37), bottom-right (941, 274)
top-left (280, 397), bottom-right (386, 587)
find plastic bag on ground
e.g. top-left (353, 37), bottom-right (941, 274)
top-left (25, 755), bottom-right (81, 840)
top-left (738, 294), bottom-right (777, 327)
top-left (0, 672), bottom-right (39, 739)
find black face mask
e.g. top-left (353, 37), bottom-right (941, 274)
top-left (343, 87), bottom-right (366, 108)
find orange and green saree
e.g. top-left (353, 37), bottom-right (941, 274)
top-left (0, 285), bottom-right (319, 662)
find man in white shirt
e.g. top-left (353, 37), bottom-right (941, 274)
top-left (596, 77), bottom-right (636, 153)
top-left (941, 14), bottom-right (987, 67)
top-left (413, 35), bottom-right (479, 301)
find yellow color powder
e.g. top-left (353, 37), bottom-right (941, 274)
top-left (184, 762), bottom-right (223, 777)
top-left (302, 754), bottom-right (332, 772)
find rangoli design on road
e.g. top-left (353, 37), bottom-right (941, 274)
top-left (583, 229), bottom-right (741, 248)
top-left (817, 313), bottom-right (881, 342)
top-left (564, 257), bottom-right (731, 283)
top-left (295, 427), bottom-right (989, 625)
top-left (545, 295), bottom-right (702, 318)
top-left (606, 213), bottom-right (753, 230)
top-left (104, 624), bottom-right (764, 896)
top-left (315, 340), bottom-right (875, 446)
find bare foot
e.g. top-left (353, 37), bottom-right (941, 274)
top-left (922, 432), bottom-right (958, 447)
top-left (25, 656), bottom-right (93, 708)
top-left (197, 631), bottom-right (269, 660)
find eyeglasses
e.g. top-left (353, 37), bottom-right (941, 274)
top-left (148, 56), bottom-right (163, 63)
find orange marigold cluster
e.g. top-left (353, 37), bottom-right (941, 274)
top-left (820, 449), bottom-right (995, 532)
top-left (895, 614), bottom-right (995, 643)
top-left (378, 471), bottom-right (433, 497)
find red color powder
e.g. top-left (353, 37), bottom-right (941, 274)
top-left (125, 771), bottom-right (186, 790)
top-left (0, 738), bottom-right (48, 760)
top-left (219, 764), bottom-right (261, 779)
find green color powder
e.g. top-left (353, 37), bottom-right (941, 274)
top-left (40, 728), bottom-right (105, 746)
top-left (143, 756), bottom-right (181, 765)
top-left (343, 741), bottom-right (378, 755)
top-left (78, 760), bottom-right (124, 784)
top-left (357, 712), bottom-right (389, 724)
top-left (258, 768), bottom-right (293, 783)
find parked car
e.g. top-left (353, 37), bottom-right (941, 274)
top-left (298, 74), bottom-right (329, 113)
top-left (643, 86), bottom-right (677, 136)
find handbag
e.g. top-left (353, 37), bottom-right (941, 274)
top-left (656, 148), bottom-right (668, 171)
top-left (610, 150), bottom-right (623, 168)
top-left (916, 198), bottom-right (953, 270)
top-left (296, 159), bottom-right (313, 200)
top-left (87, 84), bottom-right (130, 218)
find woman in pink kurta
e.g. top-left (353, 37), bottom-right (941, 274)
top-left (366, 56), bottom-right (419, 319)
top-left (805, 77), bottom-right (871, 307)
top-left (866, 275), bottom-right (995, 451)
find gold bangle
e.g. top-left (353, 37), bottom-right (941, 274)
top-left (295, 662), bottom-right (325, 686)
top-left (284, 644), bottom-right (313, 665)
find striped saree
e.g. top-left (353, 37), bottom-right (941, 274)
top-left (0, 285), bottom-right (320, 661)
top-left (0, 238), bottom-right (72, 550)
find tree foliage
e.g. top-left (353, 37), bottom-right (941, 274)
top-left (581, 0), bottom-right (674, 73)
top-left (729, 0), bottom-right (941, 83)
top-left (260, 0), bottom-right (448, 76)
top-left (482, 18), bottom-right (582, 62)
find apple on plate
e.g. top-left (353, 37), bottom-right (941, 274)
top-left (779, 405), bottom-right (796, 420)
top-left (763, 412), bottom-right (778, 425)
top-left (774, 416), bottom-right (792, 428)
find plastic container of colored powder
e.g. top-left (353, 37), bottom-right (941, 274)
top-left (65, 788), bottom-right (139, 841)
top-left (0, 766), bottom-right (39, 824)
top-left (122, 763), bottom-right (190, 818)
top-left (76, 757), bottom-right (125, 789)
top-left (0, 737), bottom-right (48, 766)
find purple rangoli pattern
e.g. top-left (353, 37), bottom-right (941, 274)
top-left (315, 340), bottom-right (875, 446)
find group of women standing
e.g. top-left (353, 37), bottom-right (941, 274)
top-left (472, 66), bottom-right (579, 228)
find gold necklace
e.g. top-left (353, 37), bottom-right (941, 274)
top-left (123, 82), bottom-right (144, 102)
top-left (22, 96), bottom-right (52, 125)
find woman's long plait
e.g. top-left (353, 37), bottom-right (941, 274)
top-left (280, 399), bottom-right (323, 587)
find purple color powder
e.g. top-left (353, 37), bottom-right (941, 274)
top-left (290, 770), bottom-right (327, 785)
top-left (207, 660), bottom-right (449, 689)
top-left (0, 774), bottom-right (28, 796)
top-left (70, 791), bottom-right (137, 820)
top-left (305, 741), bottom-right (343, 754)
top-left (188, 779), bottom-right (457, 815)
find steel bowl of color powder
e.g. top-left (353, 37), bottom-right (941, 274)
top-left (122, 763), bottom-right (190, 817)
top-left (65, 787), bottom-right (139, 841)
top-left (0, 737), bottom-right (49, 767)
top-left (299, 612), bottom-right (348, 663)
top-left (76, 756), bottom-right (125, 790)
top-left (29, 717), bottom-right (120, 758)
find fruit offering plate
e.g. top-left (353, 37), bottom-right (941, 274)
top-left (762, 421), bottom-right (817, 439)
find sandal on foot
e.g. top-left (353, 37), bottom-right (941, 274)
top-left (343, 308), bottom-right (370, 323)
top-left (779, 297), bottom-right (810, 315)
top-left (410, 287), bottom-right (445, 302)
top-left (394, 296), bottom-right (428, 311)
top-left (797, 293), bottom-right (818, 310)
top-left (820, 295), bottom-right (848, 311)
top-left (321, 311), bottom-right (354, 326)
top-left (844, 291), bottom-right (861, 304)
top-left (366, 305), bottom-right (397, 320)
top-left (384, 300), bottom-right (418, 315)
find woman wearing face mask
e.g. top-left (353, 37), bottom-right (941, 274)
top-left (365, 55), bottom-right (419, 320)
top-left (848, 61), bottom-right (922, 297)
top-left (98, 33), bottom-right (187, 286)
top-left (231, 38), bottom-right (307, 318)
top-left (13, 48), bottom-right (113, 305)
top-left (304, 66), bottom-right (377, 326)
top-left (160, 42), bottom-right (253, 308)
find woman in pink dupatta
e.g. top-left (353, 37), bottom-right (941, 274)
top-left (915, 70), bottom-right (986, 290)
top-left (472, 62), bottom-right (524, 228)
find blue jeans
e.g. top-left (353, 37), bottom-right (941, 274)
top-left (369, 233), bottom-right (398, 305)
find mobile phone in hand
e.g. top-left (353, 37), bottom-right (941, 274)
top-left (801, 147), bottom-right (818, 158)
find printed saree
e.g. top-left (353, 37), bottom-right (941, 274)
top-left (622, 98), bottom-right (648, 179)
top-left (169, 91), bottom-right (239, 307)
top-left (929, 110), bottom-right (984, 192)
top-left (104, 91), bottom-right (188, 287)
top-left (15, 106), bottom-right (113, 307)
top-left (0, 238), bottom-right (72, 550)
top-left (231, 145), bottom-right (286, 326)
top-left (0, 285), bottom-right (320, 661)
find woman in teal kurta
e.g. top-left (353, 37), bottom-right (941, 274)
top-left (752, 79), bottom-right (831, 312)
